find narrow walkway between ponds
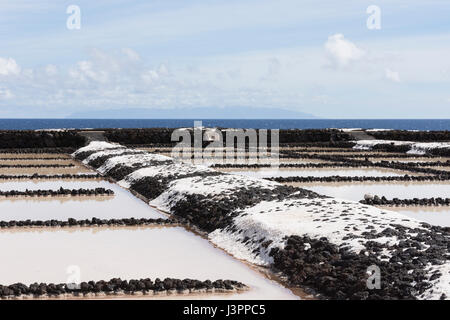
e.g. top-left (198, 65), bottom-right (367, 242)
top-left (349, 130), bottom-right (376, 140)
top-left (78, 131), bottom-right (107, 142)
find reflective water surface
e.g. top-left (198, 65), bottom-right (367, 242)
top-left (0, 181), bottom-right (165, 220)
top-left (0, 226), bottom-right (298, 300)
top-left (223, 167), bottom-right (414, 178)
top-left (299, 181), bottom-right (450, 201)
top-left (380, 207), bottom-right (450, 227)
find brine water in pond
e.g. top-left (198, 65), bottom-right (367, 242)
top-left (0, 180), bottom-right (165, 221)
top-left (223, 167), bottom-right (414, 178)
top-left (301, 182), bottom-right (450, 202)
top-left (0, 226), bottom-right (298, 300)
top-left (382, 207), bottom-right (450, 227)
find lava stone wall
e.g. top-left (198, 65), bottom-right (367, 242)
top-left (0, 131), bottom-right (86, 149)
top-left (104, 128), bottom-right (174, 145)
top-left (103, 128), bottom-right (353, 146)
top-left (368, 130), bottom-right (450, 142)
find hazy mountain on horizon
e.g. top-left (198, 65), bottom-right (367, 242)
top-left (68, 107), bottom-right (317, 119)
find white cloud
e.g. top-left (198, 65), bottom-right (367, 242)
top-left (385, 68), bottom-right (401, 82)
top-left (69, 60), bottom-right (109, 84)
top-left (0, 57), bottom-right (20, 76)
top-left (1, 40), bottom-right (450, 118)
top-left (158, 64), bottom-right (169, 76)
top-left (45, 64), bottom-right (58, 76)
top-left (260, 57), bottom-right (282, 81)
top-left (141, 69), bottom-right (159, 83)
top-left (0, 87), bottom-right (13, 99)
top-left (325, 34), bottom-right (365, 67)
top-left (122, 48), bottom-right (141, 62)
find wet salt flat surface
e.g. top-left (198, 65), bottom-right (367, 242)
top-left (299, 182), bottom-right (450, 201)
top-left (223, 167), bottom-right (412, 178)
top-left (0, 154), bottom-right (70, 159)
top-left (427, 166), bottom-right (450, 172)
top-left (0, 181), bottom-right (165, 221)
top-left (0, 166), bottom-right (92, 175)
top-left (0, 159), bottom-right (75, 164)
top-left (0, 226), bottom-right (297, 300)
top-left (0, 180), bottom-right (112, 191)
top-left (359, 157), bottom-right (450, 163)
top-left (380, 207), bottom-right (450, 227)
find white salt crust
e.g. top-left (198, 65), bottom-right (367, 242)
top-left (72, 142), bottom-right (123, 157)
top-left (118, 163), bottom-right (215, 188)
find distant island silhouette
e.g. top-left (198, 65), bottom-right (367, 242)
top-left (68, 107), bottom-right (317, 119)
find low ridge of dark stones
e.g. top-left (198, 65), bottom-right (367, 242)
top-left (269, 175), bottom-right (450, 183)
top-left (0, 187), bottom-right (114, 197)
top-left (0, 217), bottom-right (174, 229)
top-left (0, 148), bottom-right (76, 154)
top-left (0, 157), bottom-right (69, 160)
top-left (213, 163), bottom-right (371, 169)
top-left (0, 174), bottom-right (101, 180)
top-left (361, 196), bottom-right (450, 206)
top-left (0, 277), bottom-right (246, 298)
top-left (0, 164), bottom-right (75, 168)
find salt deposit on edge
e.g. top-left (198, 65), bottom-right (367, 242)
top-left (118, 163), bottom-right (215, 188)
top-left (73, 141), bottom-right (123, 157)
top-left (354, 140), bottom-right (450, 155)
top-left (97, 153), bottom-right (172, 174)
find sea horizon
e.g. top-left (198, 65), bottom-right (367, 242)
top-left (0, 118), bottom-right (449, 131)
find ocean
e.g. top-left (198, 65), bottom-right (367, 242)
top-left (0, 119), bottom-right (449, 131)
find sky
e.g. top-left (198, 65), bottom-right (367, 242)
top-left (0, 0), bottom-right (449, 118)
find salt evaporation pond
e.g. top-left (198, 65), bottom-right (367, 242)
top-left (0, 180), bottom-right (114, 191)
top-left (223, 167), bottom-right (412, 178)
top-left (0, 180), bottom-right (165, 221)
top-left (300, 182), bottom-right (450, 202)
top-left (382, 207), bottom-right (450, 227)
top-left (0, 226), bottom-right (297, 300)
top-left (297, 182), bottom-right (450, 227)
top-left (0, 166), bottom-right (93, 175)
top-left (0, 154), bottom-right (70, 159)
top-left (0, 159), bottom-right (77, 165)
top-left (358, 157), bottom-right (450, 163)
